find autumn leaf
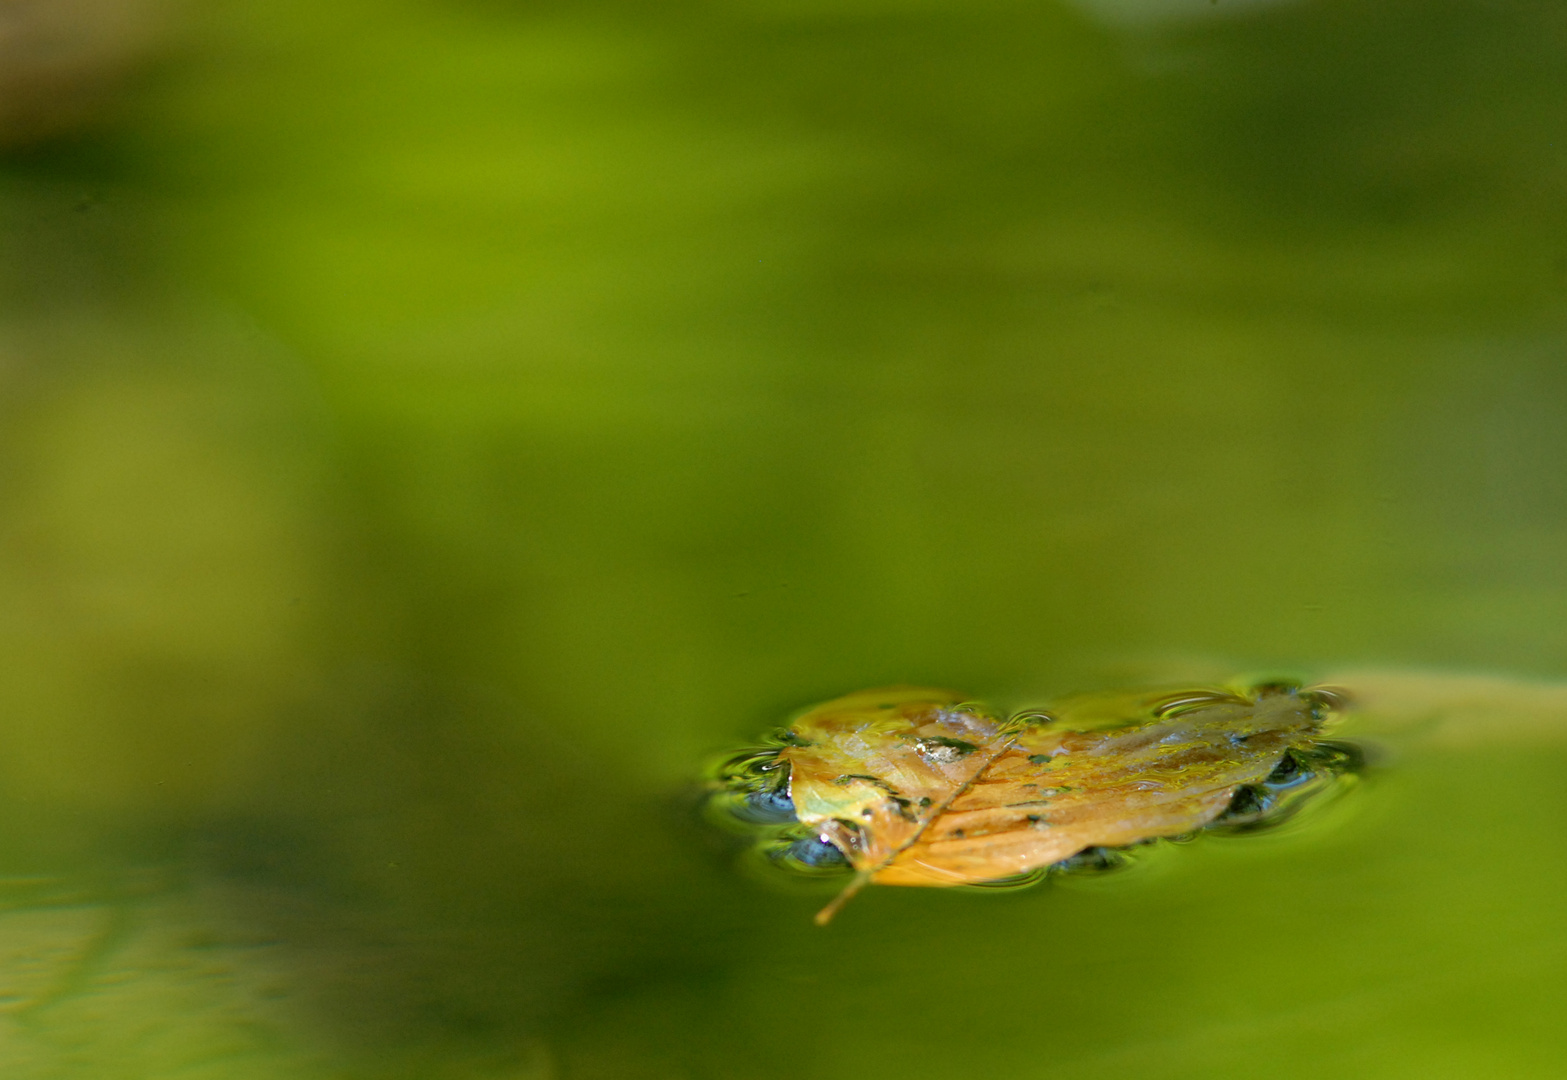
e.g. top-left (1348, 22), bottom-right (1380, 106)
top-left (713, 681), bottom-right (1353, 923)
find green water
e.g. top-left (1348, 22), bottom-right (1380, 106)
top-left (2, 0), bottom-right (1566, 1075)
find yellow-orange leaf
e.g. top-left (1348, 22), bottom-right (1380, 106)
top-left (758, 682), bottom-right (1344, 923)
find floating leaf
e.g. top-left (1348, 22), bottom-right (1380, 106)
top-left (712, 681), bottom-right (1354, 923)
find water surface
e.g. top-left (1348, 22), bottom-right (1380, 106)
top-left (1, 0), bottom-right (1565, 1075)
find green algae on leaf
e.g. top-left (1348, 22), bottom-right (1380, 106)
top-left (711, 681), bottom-right (1355, 923)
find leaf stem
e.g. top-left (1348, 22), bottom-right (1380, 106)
top-left (814, 871), bottom-right (870, 925)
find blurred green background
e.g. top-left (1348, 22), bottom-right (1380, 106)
top-left (1, 0), bottom-right (1566, 1076)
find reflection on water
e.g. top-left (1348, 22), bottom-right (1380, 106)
top-left (1, 0), bottom-right (1566, 1076)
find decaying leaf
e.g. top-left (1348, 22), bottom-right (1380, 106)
top-left (711, 681), bottom-right (1355, 923)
